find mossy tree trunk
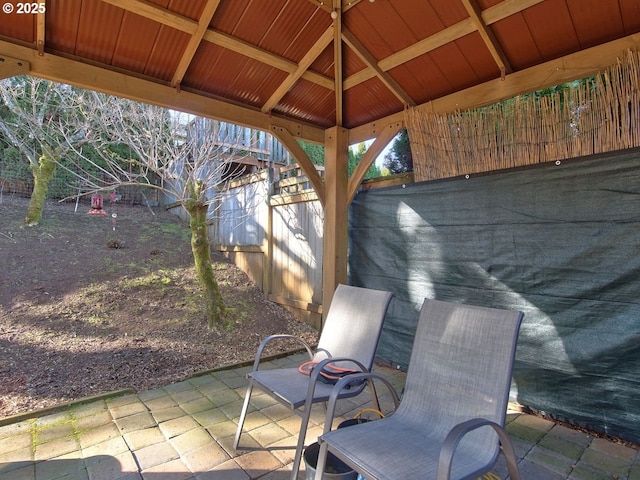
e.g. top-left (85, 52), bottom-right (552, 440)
top-left (184, 181), bottom-right (225, 329)
top-left (24, 154), bottom-right (56, 226)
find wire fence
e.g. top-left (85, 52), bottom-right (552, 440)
top-left (0, 175), bottom-right (158, 207)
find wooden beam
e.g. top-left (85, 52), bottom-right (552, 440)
top-left (482, 0), bottom-right (546, 24)
top-left (305, 0), bottom-right (362, 14)
top-left (420, 32), bottom-right (640, 113)
top-left (348, 113), bottom-right (406, 145)
top-left (461, 0), bottom-right (512, 78)
top-left (270, 125), bottom-right (326, 205)
top-left (380, 0), bottom-right (544, 71)
top-left (102, 0), bottom-right (334, 91)
top-left (171, 0), bottom-right (221, 89)
top-left (349, 32), bottom-right (640, 143)
top-left (262, 25), bottom-right (334, 113)
top-left (267, 294), bottom-right (323, 314)
top-left (333, 0), bottom-right (343, 127)
top-left (269, 191), bottom-right (319, 206)
top-left (0, 55), bottom-right (30, 80)
top-left (0, 39), bottom-right (325, 144)
top-left (101, 0), bottom-right (197, 33)
top-left (322, 126), bottom-right (349, 321)
top-left (360, 172), bottom-right (414, 191)
top-left (203, 30), bottom-right (334, 91)
top-left (347, 121), bottom-right (402, 203)
top-left (344, 19), bottom-right (475, 89)
top-left (307, 0), bottom-right (332, 14)
top-left (342, 0), bottom-right (365, 13)
top-left (344, 0), bottom-right (543, 90)
top-left (36, 1), bottom-right (46, 56)
top-left (342, 27), bottom-right (415, 106)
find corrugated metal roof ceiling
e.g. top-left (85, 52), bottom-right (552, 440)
top-left (0, 0), bottom-right (639, 131)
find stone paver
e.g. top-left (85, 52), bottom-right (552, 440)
top-left (123, 427), bottom-right (166, 451)
top-left (141, 458), bottom-right (194, 479)
top-left (114, 412), bottom-right (157, 434)
top-left (77, 422), bottom-right (121, 449)
top-left (34, 436), bottom-right (81, 461)
top-left (0, 355), bottom-right (637, 479)
top-left (158, 416), bottom-right (199, 439)
top-left (170, 427), bottom-right (216, 456)
top-left (181, 442), bottom-right (230, 472)
top-left (191, 408), bottom-right (228, 428)
top-left (133, 441), bottom-right (180, 470)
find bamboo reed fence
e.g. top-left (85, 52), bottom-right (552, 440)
top-left (406, 50), bottom-right (640, 182)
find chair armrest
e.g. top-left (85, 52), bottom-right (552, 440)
top-left (321, 371), bottom-right (401, 434)
top-left (303, 358), bottom-right (397, 436)
top-left (437, 418), bottom-right (520, 480)
top-left (251, 334), bottom-right (314, 372)
top-left (302, 357), bottom-right (368, 411)
top-left (309, 357), bottom-right (368, 377)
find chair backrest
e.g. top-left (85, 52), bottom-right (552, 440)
top-left (314, 284), bottom-right (393, 370)
top-left (397, 299), bottom-right (523, 458)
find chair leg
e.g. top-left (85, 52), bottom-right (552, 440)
top-left (289, 403), bottom-right (314, 480)
top-left (501, 439), bottom-right (521, 480)
top-left (313, 441), bottom-right (330, 480)
top-left (233, 379), bottom-right (255, 450)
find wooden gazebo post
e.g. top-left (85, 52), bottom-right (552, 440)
top-left (321, 126), bottom-right (350, 321)
top-left (320, 0), bottom-right (350, 322)
top-left (321, 122), bottom-right (403, 326)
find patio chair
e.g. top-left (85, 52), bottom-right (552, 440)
top-left (233, 283), bottom-right (393, 480)
top-left (313, 298), bottom-right (523, 480)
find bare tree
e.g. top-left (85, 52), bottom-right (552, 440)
top-left (0, 76), bottom-right (83, 225)
top-left (64, 92), bottom-right (259, 329)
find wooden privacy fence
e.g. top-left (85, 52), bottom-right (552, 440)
top-left (213, 168), bottom-right (325, 329)
top-left (407, 49), bottom-right (640, 182)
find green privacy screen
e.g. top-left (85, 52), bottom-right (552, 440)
top-left (349, 148), bottom-right (640, 444)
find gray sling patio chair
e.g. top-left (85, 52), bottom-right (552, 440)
top-left (233, 283), bottom-right (393, 480)
top-left (313, 298), bottom-right (523, 480)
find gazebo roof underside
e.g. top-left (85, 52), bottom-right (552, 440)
top-left (1, 0), bottom-right (640, 144)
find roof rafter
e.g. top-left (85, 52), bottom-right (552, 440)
top-left (460, 0), bottom-right (512, 78)
top-left (344, 0), bottom-right (542, 89)
top-left (171, 0), bottom-right (221, 89)
top-left (261, 25), bottom-right (334, 113)
top-left (101, 0), bottom-right (335, 91)
top-left (100, 0), bottom-right (537, 104)
top-left (202, 30), bottom-right (334, 91)
top-left (102, 0), bottom-right (195, 32)
top-left (342, 27), bottom-right (416, 107)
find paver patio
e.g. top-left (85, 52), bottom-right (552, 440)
top-left (0, 352), bottom-right (638, 480)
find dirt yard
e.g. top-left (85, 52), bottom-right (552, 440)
top-left (0, 197), bottom-right (318, 418)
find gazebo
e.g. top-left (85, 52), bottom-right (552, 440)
top-left (2, 0), bottom-right (639, 311)
top-left (4, 0), bottom-right (640, 452)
